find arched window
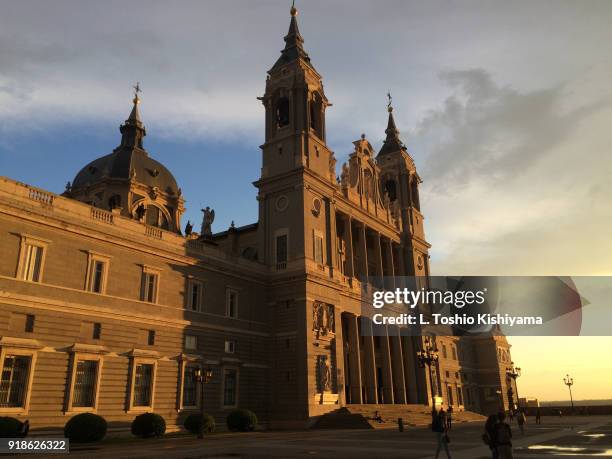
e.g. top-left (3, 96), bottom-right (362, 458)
top-left (411, 179), bottom-right (420, 211)
top-left (145, 205), bottom-right (169, 230)
top-left (276, 97), bottom-right (290, 127)
top-left (309, 94), bottom-right (323, 138)
top-left (384, 179), bottom-right (397, 201)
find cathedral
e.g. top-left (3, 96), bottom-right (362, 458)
top-left (0, 5), bottom-right (514, 431)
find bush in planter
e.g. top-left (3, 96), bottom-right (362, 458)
top-left (131, 413), bottom-right (166, 438)
top-left (184, 413), bottom-right (216, 435)
top-left (64, 413), bottom-right (107, 443)
top-left (0, 417), bottom-right (26, 438)
top-left (226, 409), bottom-right (258, 432)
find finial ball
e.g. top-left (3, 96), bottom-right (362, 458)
top-left (290, 5), bottom-right (297, 16)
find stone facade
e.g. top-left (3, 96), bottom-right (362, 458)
top-left (0, 6), bottom-right (514, 432)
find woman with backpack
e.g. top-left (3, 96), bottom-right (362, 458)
top-left (483, 414), bottom-right (499, 459)
top-left (495, 412), bottom-right (514, 459)
top-left (432, 408), bottom-right (452, 459)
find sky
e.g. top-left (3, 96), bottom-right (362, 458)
top-left (1, 0), bottom-right (611, 401)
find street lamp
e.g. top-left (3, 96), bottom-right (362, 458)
top-left (417, 336), bottom-right (439, 415)
top-left (563, 374), bottom-right (574, 413)
top-left (194, 367), bottom-right (213, 438)
top-left (506, 362), bottom-right (521, 412)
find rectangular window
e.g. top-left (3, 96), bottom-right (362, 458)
top-left (447, 385), bottom-right (454, 406)
top-left (141, 272), bottom-right (158, 303)
top-left (187, 280), bottom-right (203, 311)
top-left (182, 365), bottom-right (198, 408)
top-left (226, 289), bottom-right (238, 319)
top-left (72, 360), bottom-right (98, 408)
top-left (133, 363), bottom-right (154, 407)
top-left (185, 335), bottom-right (197, 350)
top-left (442, 344), bottom-right (448, 359)
top-left (147, 330), bottom-right (156, 346)
top-left (314, 233), bottom-right (324, 264)
top-left (25, 315), bottom-right (35, 333)
top-left (224, 340), bottom-right (236, 354)
top-left (451, 346), bottom-right (457, 360)
top-left (0, 355), bottom-right (31, 408)
top-left (21, 244), bottom-right (44, 282)
top-left (276, 234), bottom-right (287, 269)
top-left (87, 260), bottom-right (107, 293)
top-left (93, 323), bottom-right (102, 340)
top-left (223, 369), bottom-right (237, 407)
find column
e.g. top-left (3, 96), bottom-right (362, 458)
top-left (389, 326), bottom-right (407, 404)
top-left (385, 239), bottom-right (396, 290)
top-left (327, 200), bottom-right (337, 277)
top-left (375, 232), bottom-right (384, 280)
top-left (380, 326), bottom-right (394, 404)
top-left (344, 215), bottom-right (355, 279)
top-left (359, 223), bottom-right (369, 282)
top-left (361, 317), bottom-right (378, 403)
top-left (345, 314), bottom-right (363, 404)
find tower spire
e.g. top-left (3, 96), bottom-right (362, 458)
top-left (378, 92), bottom-right (405, 156)
top-left (270, 1), bottom-right (310, 71)
top-left (119, 82), bottom-right (146, 149)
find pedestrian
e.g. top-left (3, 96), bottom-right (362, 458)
top-left (447, 405), bottom-right (453, 430)
top-left (495, 412), bottom-right (513, 459)
top-left (508, 408), bottom-right (514, 422)
top-left (482, 414), bottom-right (499, 459)
top-left (432, 408), bottom-right (452, 459)
top-left (535, 408), bottom-right (541, 425)
top-left (517, 410), bottom-right (526, 435)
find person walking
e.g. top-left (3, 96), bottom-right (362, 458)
top-left (447, 405), bottom-right (453, 430)
top-left (495, 412), bottom-right (513, 459)
top-left (535, 408), bottom-right (541, 425)
top-left (482, 414), bottom-right (499, 459)
top-left (433, 408), bottom-right (452, 459)
top-left (517, 410), bottom-right (526, 435)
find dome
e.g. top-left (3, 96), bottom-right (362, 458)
top-left (71, 149), bottom-right (179, 197)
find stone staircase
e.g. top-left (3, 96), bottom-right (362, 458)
top-left (312, 404), bottom-right (486, 430)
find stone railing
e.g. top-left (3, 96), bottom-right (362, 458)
top-left (91, 207), bottom-right (114, 224)
top-left (145, 225), bottom-right (163, 239)
top-left (28, 188), bottom-right (54, 206)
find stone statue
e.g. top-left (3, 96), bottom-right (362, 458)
top-left (200, 206), bottom-right (215, 236)
top-left (383, 190), bottom-right (391, 209)
top-left (327, 305), bottom-right (335, 333)
top-left (318, 356), bottom-right (331, 392)
top-left (135, 204), bottom-right (146, 221)
top-left (313, 302), bottom-right (335, 334)
top-left (65, 181), bottom-right (71, 193)
top-left (184, 220), bottom-right (193, 236)
top-left (340, 163), bottom-right (349, 188)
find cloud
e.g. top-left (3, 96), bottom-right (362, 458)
top-left (416, 70), bottom-right (612, 276)
top-left (411, 69), bottom-right (609, 194)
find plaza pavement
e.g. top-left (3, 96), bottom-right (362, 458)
top-left (27, 415), bottom-right (612, 458)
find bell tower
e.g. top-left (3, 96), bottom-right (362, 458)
top-left (255, 4), bottom-right (337, 267)
top-left (377, 99), bottom-right (431, 277)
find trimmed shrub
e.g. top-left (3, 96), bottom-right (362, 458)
top-left (0, 417), bottom-right (26, 438)
top-left (184, 413), bottom-right (216, 435)
top-left (64, 413), bottom-right (107, 443)
top-left (131, 412), bottom-right (166, 438)
top-left (226, 409), bottom-right (258, 432)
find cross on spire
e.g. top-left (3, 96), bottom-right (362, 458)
top-left (133, 82), bottom-right (142, 104)
top-left (387, 91), bottom-right (393, 112)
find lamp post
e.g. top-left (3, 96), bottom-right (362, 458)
top-left (417, 336), bottom-right (439, 415)
top-left (194, 367), bottom-right (213, 439)
top-left (506, 362), bottom-right (521, 412)
top-left (563, 374), bottom-right (574, 413)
